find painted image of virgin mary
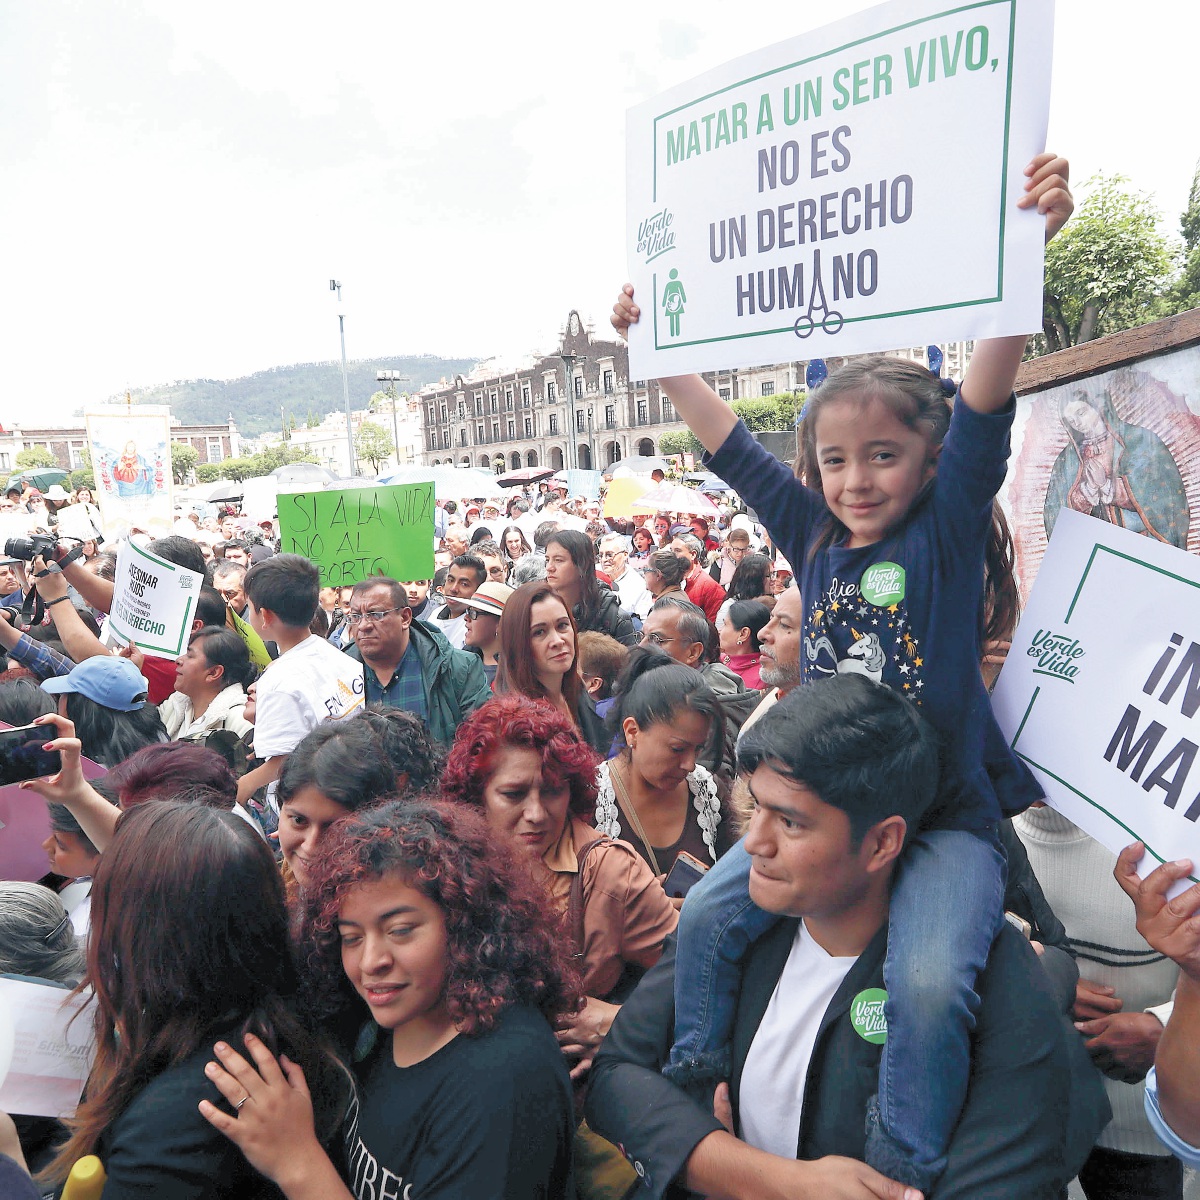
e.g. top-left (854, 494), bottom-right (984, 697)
top-left (1044, 390), bottom-right (1188, 547)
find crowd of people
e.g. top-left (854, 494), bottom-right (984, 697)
top-left (4, 151), bottom-right (1200, 1200)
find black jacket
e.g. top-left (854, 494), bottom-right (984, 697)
top-left (575, 585), bottom-right (638, 647)
top-left (586, 924), bottom-right (1110, 1200)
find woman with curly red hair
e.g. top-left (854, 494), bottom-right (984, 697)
top-left (200, 798), bottom-right (577, 1200)
top-left (443, 694), bottom-right (678, 1084)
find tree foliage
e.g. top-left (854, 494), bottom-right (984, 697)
top-left (15, 446), bottom-right (57, 469)
top-left (1167, 159), bottom-right (1200, 314)
top-left (195, 444), bottom-right (318, 485)
top-left (1041, 174), bottom-right (1179, 352)
top-left (355, 421), bottom-right (395, 473)
top-left (658, 430), bottom-right (702, 456)
top-left (169, 443), bottom-right (199, 485)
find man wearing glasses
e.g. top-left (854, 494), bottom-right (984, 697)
top-left (343, 575), bottom-right (490, 745)
top-left (598, 534), bottom-right (653, 620)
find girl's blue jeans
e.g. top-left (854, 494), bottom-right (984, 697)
top-left (666, 828), bottom-right (1006, 1193)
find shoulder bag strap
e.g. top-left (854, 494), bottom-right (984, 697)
top-left (608, 759), bottom-right (662, 878)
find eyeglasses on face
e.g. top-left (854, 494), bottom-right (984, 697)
top-left (346, 607), bottom-right (404, 625)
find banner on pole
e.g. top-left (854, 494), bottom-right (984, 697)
top-left (625, 0), bottom-right (1054, 377)
top-left (277, 482), bottom-right (436, 587)
top-left (993, 510), bottom-right (1200, 895)
top-left (85, 406), bottom-right (174, 537)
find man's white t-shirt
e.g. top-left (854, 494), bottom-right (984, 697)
top-left (738, 921), bottom-right (859, 1159)
top-left (427, 607), bottom-right (467, 649)
top-left (613, 568), bottom-right (653, 619)
top-left (252, 635), bottom-right (365, 761)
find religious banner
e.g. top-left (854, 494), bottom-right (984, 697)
top-left (108, 539), bottom-right (202, 659)
top-left (85, 406), bottom-right (174, 536)
top-left (993, 509), bottom-right (1200, 895)
top-left (625, 0), bottom-right (1054, 377)
top-left (277, 482), bottom-right (436, 587)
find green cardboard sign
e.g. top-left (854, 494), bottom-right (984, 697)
top-left (276, 483), bottom-right (436, 586)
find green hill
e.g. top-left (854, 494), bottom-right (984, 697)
top-left (96, 355), bottom-right (481, 438)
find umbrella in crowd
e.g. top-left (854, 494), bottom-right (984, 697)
top-left (8, 467), bottom-right (69, 492)
top-left (630, 482), bottom-right (721, 518)
top-left (600, 476), bottom-right (654, 519)
top-left (496, 466), bottom-right (556, 487)
top-left (611, 455), bottom-right (671, 477)
top-left (271, 462), bottom-right (337, 487)
top-left (378, 464), bottom-right (503, 502)
top-left (203, 480), bottom-right (244, 504)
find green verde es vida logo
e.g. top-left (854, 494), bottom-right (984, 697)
top-left (860, 562), bottom-right (905, 607)
top-left (850, 988), bottom-right (888, 1045)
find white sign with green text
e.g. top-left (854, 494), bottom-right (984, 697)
top-left (993, 510), bottom-right (1200, 896)
top-left (625, 0), bottom-right (1054, 377)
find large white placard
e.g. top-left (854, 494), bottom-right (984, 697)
top-left (0, 978), bottom-right (94, 1119)
top-left (108, 539), bottom-right (202, 659)
top-left (625, 0), bottom-right (1054, 377)
top-left (993, 510), bottom-right (1200, 894)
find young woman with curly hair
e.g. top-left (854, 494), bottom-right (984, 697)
top-left (443, 694), bottom-right (678, 1083)
top-left (200, 798), bottom-right (578, 1200)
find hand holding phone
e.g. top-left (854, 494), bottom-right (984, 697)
top-left (0, 723), bottom-right (63, 787)
top-left (662, 851), bottom-right (710, 900)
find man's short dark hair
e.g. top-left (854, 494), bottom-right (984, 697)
top-left (739, 676), bottom-right (940, 844)
top-left (196, 585), bottom-right (228, 629)
top-left (649, 595), bottom-right (710, 651)
top-left (350, 576), bottom-right (407, 609)
top-left (147, 535), bottom-right (206, 577)
top-left (211, 560), bottom-right (246, 583)
top-left (533, 521), bottom-right (560, 550)
top-left (243, 554), bottom-right (320, 628)
top-left (450, 553), bottom-right (486, 587)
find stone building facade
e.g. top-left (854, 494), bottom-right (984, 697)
top-left (418, 309), bottom-right (974, 473)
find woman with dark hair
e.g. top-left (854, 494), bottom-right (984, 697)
top-left (40, 656), bottom-right (167, 768)
top-left (629, 526), bottom-right (655, 564)
top-left (443, 695), bottom-right (676, 1082)
top-left (40, 802), bottom-right (348, 1197)
top-left (353, 706), bottom-right (445, 796)
top-left (500, 524), bottom-right (532, 567)
top-left (160, 625), bottom-right (256, 741)
top-left (276, 721), bottom-right (397, 893)
top-left (495, 581), bottom-right (608, 753)
top-left (717, 599), bottom-right (770, 690)
top-left (544, 529), bottom-right (636, 646)
top-left (594, 647), bottom-right (733, 884)
top-left (200, 799), bottom-right (577, 1200)
top-left (714, 550), bottom-right (775, 631)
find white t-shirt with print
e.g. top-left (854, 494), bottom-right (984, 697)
top-left (738, 921), bottom-right (858, 1159)
top-left (252, 635), bottom-right (365, 760)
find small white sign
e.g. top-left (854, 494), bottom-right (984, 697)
top-left (993, 510), bottom-right (1200, 895)
top-left (0, 978), bottom-right (94, 1119)
top-left (108, 539), bottom-right (202, 658)
top-left (625, 0), bottom-right (1054, 377)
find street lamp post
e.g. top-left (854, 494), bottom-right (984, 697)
top-left (558, 353), bottom-right (586, 474)
top-left (330, 280), bottom-right (356, 477)
top-left (376, 369), bottom-right (409, 471)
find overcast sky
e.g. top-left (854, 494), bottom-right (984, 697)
top-left (3, 0), bottom-right (1196, 424)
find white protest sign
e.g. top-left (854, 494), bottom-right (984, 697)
top-left (993, 510), bottom-right (1200, 895)
top-left (108, 539), bottom-right (202, 658)
top-left (625, 0), bottom-right (1054, 378)
top-left (0, 978), bottom-right (94, 1119)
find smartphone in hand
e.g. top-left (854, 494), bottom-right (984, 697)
top-left (0, 723), bottom-right (62, 787)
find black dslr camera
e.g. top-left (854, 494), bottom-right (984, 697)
top-left (3, 534), bottom-right (59, 562)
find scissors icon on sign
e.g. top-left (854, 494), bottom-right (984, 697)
top-left (793, 249), bottom-right (844, 339)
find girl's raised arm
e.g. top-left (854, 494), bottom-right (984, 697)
top-left (960, 153), bottom-right (1072, 415)
top-left (611, 285), bottom-right (737, 455)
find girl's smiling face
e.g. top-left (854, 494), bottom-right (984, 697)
top-left (813, 395), bottom-right (938, 548)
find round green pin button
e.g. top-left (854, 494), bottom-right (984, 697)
top-left (851, 988), bottom-right (888, 1044)
top-left (860, 562), bottom-right (905, 607)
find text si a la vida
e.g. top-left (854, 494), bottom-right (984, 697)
top-left (660, 23), bottom-right (999, 318)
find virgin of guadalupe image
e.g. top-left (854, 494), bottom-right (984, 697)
top-left (1044, 389), bottom-right (1188, 548)
top-left (111, 439), bottom-right (156, 499)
